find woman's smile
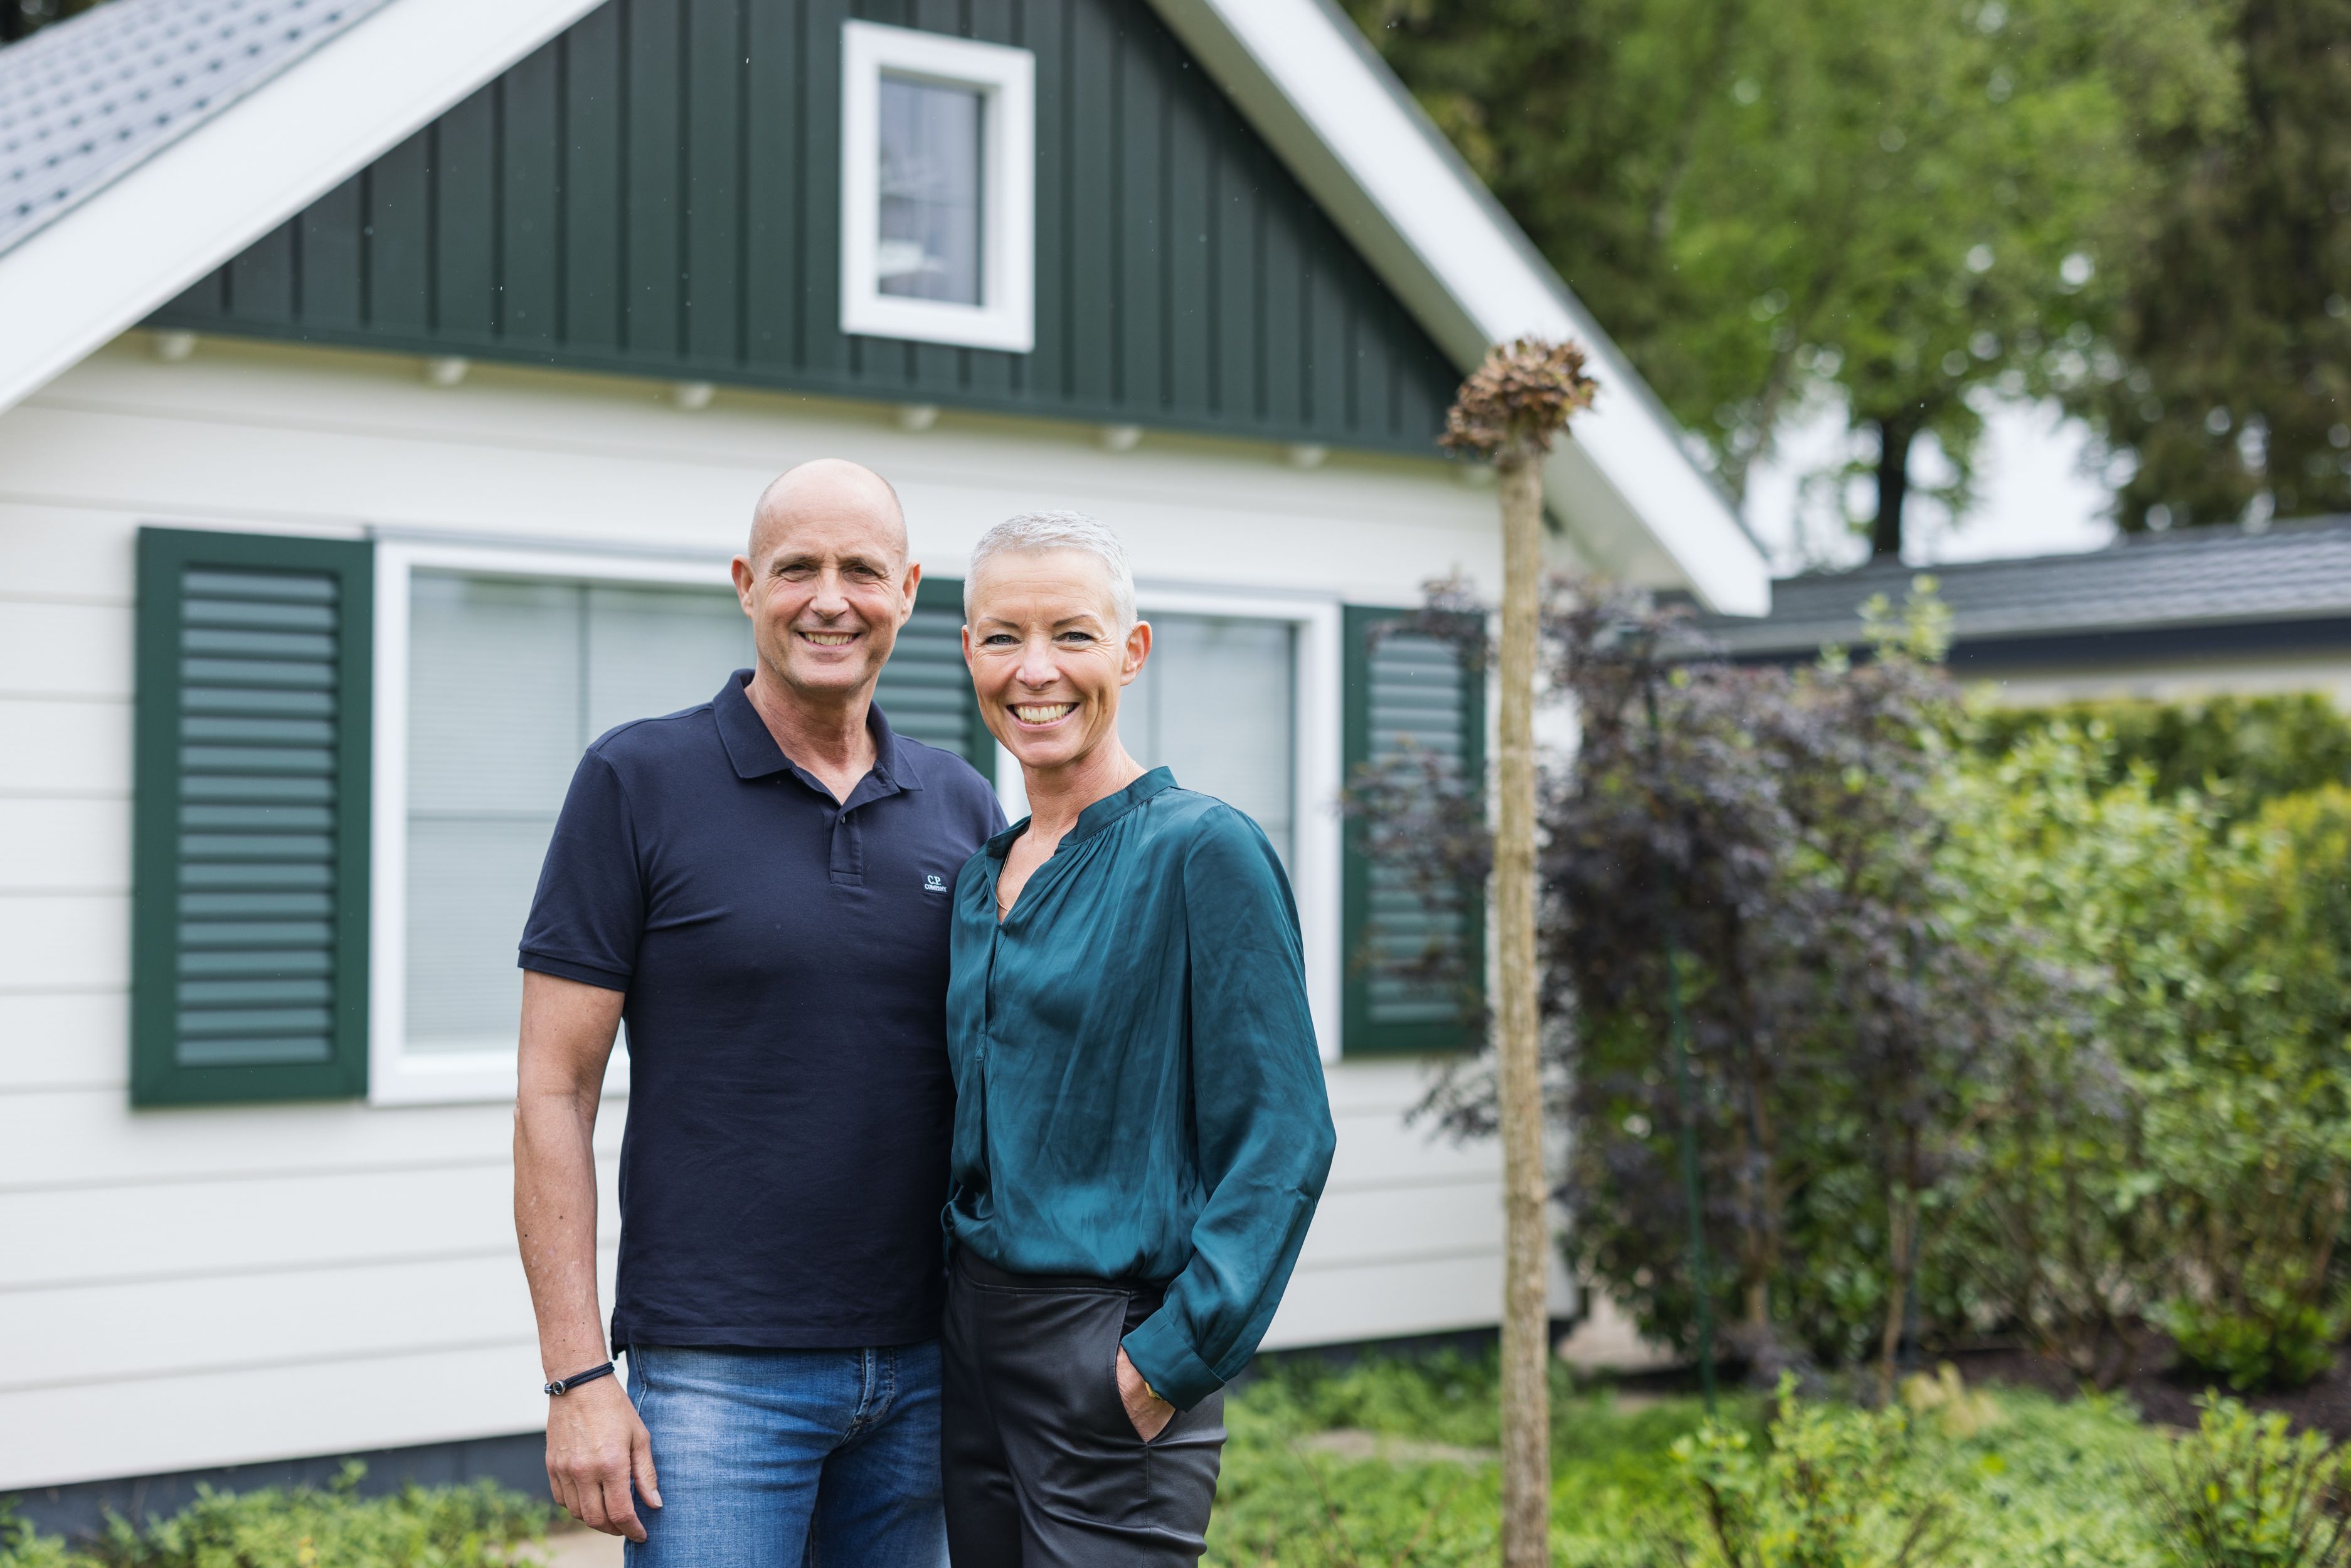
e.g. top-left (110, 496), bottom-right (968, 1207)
top-left (1009, 701), bottom-right (1078, 728)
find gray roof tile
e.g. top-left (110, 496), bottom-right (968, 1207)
top-left (1699, 514), bottom-right (2351, 657)
top-left (0, 0), bottom-right (394, 257)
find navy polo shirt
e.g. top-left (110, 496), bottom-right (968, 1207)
top-left (519, 670), bottom-right (1004, 1351)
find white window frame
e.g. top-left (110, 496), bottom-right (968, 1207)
top-left (839, 21), bottom-right (1036, 354)
top-left (990, 586), bottom-right (1345, 1064)
top-left (369, 538), bottom-right (742, 1107)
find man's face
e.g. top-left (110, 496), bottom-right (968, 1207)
top-left (731, 507), bottom-right (919, 706)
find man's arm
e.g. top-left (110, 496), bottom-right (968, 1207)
top-left (514, 969), bottom-right (661, 1542)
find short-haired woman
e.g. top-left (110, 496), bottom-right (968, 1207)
top-left (940, 512), bottom-right (1337, 1566)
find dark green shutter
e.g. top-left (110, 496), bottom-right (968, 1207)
top-left (1340, 605), bottom-right (1487, 1056)
top-left (874, 575), bottom-right (994, 783)
top-left (132, 529), bottom-right (373, 1106)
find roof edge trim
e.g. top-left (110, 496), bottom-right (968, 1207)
top-left (1147, 0), bottom-right (1770, 615)
top-left (0, 0), bottom-right (605, 416)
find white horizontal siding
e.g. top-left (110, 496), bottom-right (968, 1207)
top-left (0, 993), bottom-right (127, 1091)
top-left (0, 600), bottom-right (131, 698)
top-left (0, 893), bottom-right (124, 992)
top-left (0, 696), bottom-right (129, 795)
top-left (10, 1253), bottom-right (560, 1394)
top-left (0, 503), bottom-right (136, 598)
top-left (1273, 1253), bottom-right (1508, 1350)
top-left (0, 1162), bottom-right (620, 1292)
top-left (0, 798), bottom-right (129, 892)
top-left (1263, 1057), bottom-right (1512, 1350)
top-left (0, 1089), bottom-right (622, 1191)
top-left (0, 332), bottom-right (1526, 1490)
top-left (0, 1343), bottom-right (563, 1493)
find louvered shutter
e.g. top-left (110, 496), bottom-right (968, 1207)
top-left (1340, 605), bottom-right (1486, 1055)
top-left (874, 575), bottom-right (995, 781)
top-left (132, 528), bottom-right (373, 1105)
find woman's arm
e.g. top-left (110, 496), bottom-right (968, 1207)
top-left (1119, 808), bottom-right (1339, 1409)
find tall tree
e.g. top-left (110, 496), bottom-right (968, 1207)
top-left (1441, 339), bottom-right (1596, 1568)
top-left (1346, 0), bottom-right (2234, 559)
top-left (2067, 0), bottom-right (2351, 531)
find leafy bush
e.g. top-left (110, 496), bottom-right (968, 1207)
top-left (1973, 694), bottom-right (2351, 820)
top-left (1386, 580), bottom-right (1998, 1379)
top-left (2147, 1397), bottom-right (2351, 1567)
top-left (1929, 719), bottom-right (2215, 1382)
top-left (0, 1465), bottom-right (549, 1568)
top-left (1663, 1376), bottom-right (1955, 1567)
top-left (2163, 1297), bottom-right (2344, 1395)
top-left (1353, 575), bottom-right (2351, 1390)
top-left (2151, 787), bottom-right (2351, 1391)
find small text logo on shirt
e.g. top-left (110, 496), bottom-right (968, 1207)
top-left (924, 873), bottom-right (948, 894)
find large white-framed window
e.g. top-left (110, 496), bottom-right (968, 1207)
top-left (992, 587), bottom-right (1345, 1063)
top-left (373, 547), bottom-right (1344, 1101)
top-left (369, 539), bottom-right (750, 1106)
top-left (839, 21), bottom-right (1035, 354)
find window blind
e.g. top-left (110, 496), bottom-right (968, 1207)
top-left (132, 528), bottom-right (373, 1105)
top-left (1340, 605), bottom-right (1485, 1055)
top-left (874, 576), bottom-right (994, 778)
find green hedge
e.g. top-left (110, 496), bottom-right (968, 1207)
top-left (0, 1465), bottom-right (549, 1568)
top-left (1973, 692), bottom-right (2351, 816)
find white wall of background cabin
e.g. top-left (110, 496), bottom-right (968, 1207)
top-left (0, 332), bottom-right (1537, 1491)
top-left (1976, 655), bottom-right (2351, 709)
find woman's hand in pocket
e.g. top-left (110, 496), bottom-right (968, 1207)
top-left (1115, 1347), bottom-right (1176, 1441)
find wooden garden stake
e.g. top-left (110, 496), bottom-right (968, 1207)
top-left (1441, 338), bottom-right (1597, 1568)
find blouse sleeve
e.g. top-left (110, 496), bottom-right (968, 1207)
top-left (1120, 807), bottom-right (1338, 1408)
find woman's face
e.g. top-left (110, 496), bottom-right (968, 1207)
top-left (963, 548), bottom-right (1150, 778)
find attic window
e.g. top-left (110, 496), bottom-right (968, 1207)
top-left (841, 23), bottom-right (1034, 354)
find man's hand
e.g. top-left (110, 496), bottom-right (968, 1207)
top-left (1115, 1347), bottom-right (1175, 1443)
top-left (545, 1375), bottom-right (662, 1541)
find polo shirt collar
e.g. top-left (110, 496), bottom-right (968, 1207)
top-left (713, 669), bottom-right (922, 794)
top-left (986, 766), bottom-right (1176, 859)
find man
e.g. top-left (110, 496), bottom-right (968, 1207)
top-left (512, 458), bottom-right (1003, 1567)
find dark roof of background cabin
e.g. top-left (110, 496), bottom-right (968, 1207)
top-left (0, 0), bottom-right (394, 256)
top-left (1699, 514), bottom-right (2351, 658)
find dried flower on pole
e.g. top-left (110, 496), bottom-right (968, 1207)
top-left (1441, 336), bottom-right (1597, 464)
top-left (1444, 336), bottom-right (1595, 1568)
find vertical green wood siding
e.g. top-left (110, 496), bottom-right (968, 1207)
top-left (132, 529), bottom-right (373, 1106)
top-left (147, 0), bottom-right (1460, 457)
top-left (1340, 604), bottom-right (1485, 1056)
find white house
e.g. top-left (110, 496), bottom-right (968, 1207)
top-left (0, 0), bottom-right (1767, 1522)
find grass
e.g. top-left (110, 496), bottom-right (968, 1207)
top-left (1206, 1351), bottom-right (2172, 1567)
top-left (0, 1353), bottom-right (2184, 1568)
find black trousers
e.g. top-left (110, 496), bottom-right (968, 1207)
top-left (942, 1250), bottom-right (1226, 1567)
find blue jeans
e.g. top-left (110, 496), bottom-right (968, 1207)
top-left (622, 1342), bottom-right (948, 1568)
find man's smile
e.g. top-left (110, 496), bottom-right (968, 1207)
top-left (797, 629), bottom-right (859, 647)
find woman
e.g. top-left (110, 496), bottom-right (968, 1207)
top-left (940, 511), bottom-right (1338, 1566)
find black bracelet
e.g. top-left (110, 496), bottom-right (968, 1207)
top-left (544, 1360), bottom-right (616, 1397)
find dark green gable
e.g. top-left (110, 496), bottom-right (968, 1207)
top-left (149, 0), bottom-right (1460, 456)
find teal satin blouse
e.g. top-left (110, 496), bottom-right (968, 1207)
top-left (942, 768), bottom-right (1337, 1409)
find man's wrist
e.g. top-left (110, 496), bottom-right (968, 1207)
top-left (541, 1337), bottom-right (614, 1384)
top-left (544, 1360), bottom-right (617, 1397)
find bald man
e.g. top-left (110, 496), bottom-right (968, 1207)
top-left (514, 460), bottom-right (1002, 1568)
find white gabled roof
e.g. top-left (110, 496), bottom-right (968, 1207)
top-left (1150, 0), bottom-right (1767, 614)
top-left (0, 0), bottom-right (603, 415)
top-left (0, 0), bottom-right (1769, 613)
top-left (0, 0), bottom-right (401, 255)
